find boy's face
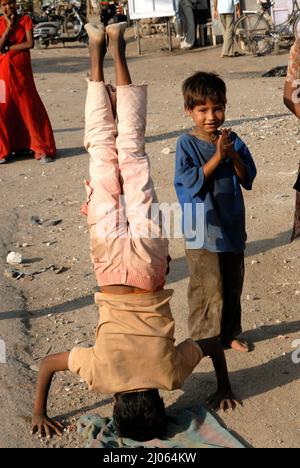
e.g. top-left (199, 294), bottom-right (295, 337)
top-left (186, 99), bottom-right (225, 135)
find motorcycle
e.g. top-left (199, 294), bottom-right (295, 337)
top-left (99, 1), bottom-right (128, 26)
top-left (33, 1), bottom-right (88, 49)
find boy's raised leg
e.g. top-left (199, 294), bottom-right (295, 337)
top-left (106, 23), bottom-right (132, 86)
top-left (111, 25), bottom-right (168, 287)
top-left (85, 23), bottom-right (107, 82)
top-left (84, 24), bottom-right (127, 282)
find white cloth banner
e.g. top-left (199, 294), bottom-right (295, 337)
top-left (128, 0), bottom-right (175, 19)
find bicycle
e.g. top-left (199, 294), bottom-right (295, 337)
top-left (234, 0), bottom-right (300, 56)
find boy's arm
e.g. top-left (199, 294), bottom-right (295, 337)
top-left (31, 352), bottom-right (70, 438)
top-left (284, 80), bottom-right (300, 119)
top-left (214, 0), bottom-right (218, 18)
top-left (197, 337), bottom-right (241, 411)
top-left (227, 149), bottom-right (248, 183)
top-left (284, 40), bottom-right (300, 118)
top-left (226, 132), bottom-right (257, 190)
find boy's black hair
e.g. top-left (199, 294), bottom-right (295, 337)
top-left (182, 71), bottom-right (227, 110)
top-left (113, 389), bottom-right (167, 441)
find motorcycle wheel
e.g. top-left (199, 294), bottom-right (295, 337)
top-left (64, 13), bottom-right (81, 37)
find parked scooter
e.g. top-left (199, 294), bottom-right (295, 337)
top-left (33, 1), bottom-right (88, 49)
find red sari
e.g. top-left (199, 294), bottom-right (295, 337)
top-left (0, 15), bottom-right (56, 161)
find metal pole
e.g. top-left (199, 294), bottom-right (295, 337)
top-left (135, 20), bottom-right (141, 55)
top-left (167, 17), bottom-right (172, 52)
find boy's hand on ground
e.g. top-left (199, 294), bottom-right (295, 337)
top-left (207, 388), bottom-right (242, 412)
top-left (31, 414), bottom-right (64, 439)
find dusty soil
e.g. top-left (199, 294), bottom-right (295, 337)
top-left (0, 26), bottom-right (299, 449)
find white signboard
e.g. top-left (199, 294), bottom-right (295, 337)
top-left (128, 0), bottom-right (175, 19)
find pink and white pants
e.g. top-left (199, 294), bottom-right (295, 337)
top-left (84, 81), bottom-right (169, 291)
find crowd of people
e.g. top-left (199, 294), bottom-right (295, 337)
top-left (0, 0), bottom-right (299, 445)
top-left (174, 0), bottom-right (240, 54)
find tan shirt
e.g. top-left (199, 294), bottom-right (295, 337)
top-left (68, 289), bottom-right (203, 394)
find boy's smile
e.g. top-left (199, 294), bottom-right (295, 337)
top-left (187, 99), bottom-right (225, 137)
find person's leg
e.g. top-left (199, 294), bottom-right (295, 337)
top-left (220, 14), bottom-right (234, 56)
top-left (185, 249), bottom-right (223, 340)
top-left (219, 252), bottom-right (249, 352)
top-left (173, 0), bottom-right (183, 37)
top-left (180, 0), bottom-right (195, 47)
top-left (105, 23), bottom-right (169, 291)
top-left (220, 14), bottom-right (227, 56)
top-left (84, 24), bottom-right (127, 286)
top-left (106, 23), bottom-right (131, 86)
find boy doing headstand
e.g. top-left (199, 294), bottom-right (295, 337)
top-left (31, 26), bottom-right (240, 442)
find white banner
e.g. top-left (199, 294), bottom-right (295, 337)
top-left (128, 0), bottom-right (175, 19)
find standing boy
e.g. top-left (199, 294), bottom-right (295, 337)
top-left (175, 71), bottom-right (256, 354)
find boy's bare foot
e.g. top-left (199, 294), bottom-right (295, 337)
top-left (106, 22), bottom-right (127, 57)
top-left (228, 339), bottom-right (250, 353)
top-left (85, 23), bottom-right (107, 82)
top-left (84, 22), bottom-right (106, 46)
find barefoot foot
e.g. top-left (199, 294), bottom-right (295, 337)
top-left (228, 339), bottom-right (250, 353)
top-left (84, 23), bottom-right (106, 45)
top-left (106, 22), bottom-right (127, 40)
top-left (106, 22), bottom-right (127, 57)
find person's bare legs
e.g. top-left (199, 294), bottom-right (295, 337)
top-left (106, 23), bottom-right (132, 86)
top-left (85, 23), bottom-right (107, 82)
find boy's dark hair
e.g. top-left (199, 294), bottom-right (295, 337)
top-left (182, 71), bottom-right (227, 110)
top-left (113, 389), bottom-right (167, 441)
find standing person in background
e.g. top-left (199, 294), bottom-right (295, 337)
top-left (0, 0), bottom-right (56, 164)
top-left (180, 0), bottom-right (196, 49)
top-left (193, 0), bottom-right (210, 46)
top-left (173, 0), bottom-right (183, 38)
top-left (283, 39), bottom-right (300, 240)
top-left (214, 0), bottom-right (240, 57)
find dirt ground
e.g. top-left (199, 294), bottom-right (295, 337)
top-left (0, 26), bottom-right (299, 449)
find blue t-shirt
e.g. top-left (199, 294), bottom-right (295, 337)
top-left (174, 132), bottom-right (257, 253)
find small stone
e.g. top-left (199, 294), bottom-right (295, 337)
top-left (7, 251), bottom-right (23, 265)
top-left (161, 147), bottom-right (172, 155)
top-left (30, 364), bottom-right (40, 372)
top-left (31, 216), bottom-right (43, 225)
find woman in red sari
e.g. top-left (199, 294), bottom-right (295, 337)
top-left (0, 0), bottom-right (56, 164)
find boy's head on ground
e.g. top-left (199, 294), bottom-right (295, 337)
top-left (183, 72), bottom-right (227, 135)
top-left (113, 389), bottom-right (167, 442)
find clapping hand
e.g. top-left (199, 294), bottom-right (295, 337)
top-left (216, 128), bottom-right (234, 159)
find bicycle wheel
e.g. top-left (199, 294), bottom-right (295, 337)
top-left (293, 15), bottom-right (300, 41)
top-left (234, 13), bottom-right (272, 55)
